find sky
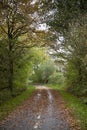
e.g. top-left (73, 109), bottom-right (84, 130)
top-left (37, 23), bottom-right (49, 31)
top-left (31, 0), bottom-right (38, 5)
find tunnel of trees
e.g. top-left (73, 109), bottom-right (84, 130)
top-left (0, 0), bottom-right (87, 105)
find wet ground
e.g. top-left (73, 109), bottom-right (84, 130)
top-left (0, 86), bottom-right (72, 130)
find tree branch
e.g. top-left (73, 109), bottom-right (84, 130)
top-left (0, 26), bottom-right (7, 34)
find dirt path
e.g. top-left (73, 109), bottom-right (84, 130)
top-left (0, 86), bottom-right (78, 130)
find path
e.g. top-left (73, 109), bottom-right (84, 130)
top-left (0, 86), bottom-right (73, 130)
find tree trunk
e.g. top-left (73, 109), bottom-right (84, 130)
top-left (8, 38), bottom-right (14, 96)
top-left (8, 58), bottom-right (14, 95)
top-left (78, 62), bottom-right (83, 84)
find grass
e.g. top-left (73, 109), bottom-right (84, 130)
top-left (0, 85), bottom-right (35, 121)
top-left (48, 83), bottom-right (87, 130)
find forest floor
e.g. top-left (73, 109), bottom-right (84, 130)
top-left (0, 85), bottom-right (80, 130)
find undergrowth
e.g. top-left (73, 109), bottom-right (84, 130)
top-left (0, 85), bottom-right (35, 121)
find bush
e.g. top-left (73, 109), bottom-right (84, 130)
top-left (32, 60), bottom-right (56, 83)
top-left (48, 72), bottom-right (65, 84)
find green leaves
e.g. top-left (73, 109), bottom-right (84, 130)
top-left (30, 48), bottom-right (56, 84)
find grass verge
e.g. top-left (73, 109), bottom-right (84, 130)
top-left (0, 85), bottom-right (35, 121)
top-left (48, 84), bottom-right (87, 130)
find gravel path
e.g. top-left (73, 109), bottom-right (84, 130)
top-left (0, 86), bottom-right (71, 130)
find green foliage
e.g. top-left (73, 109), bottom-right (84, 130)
top-left (0, 39), bottom-right (9, 90)
top-left (40, 0), bottom-right (87, 98)
top-left (48, 72), bottom-right (65, 84)
top-left (0, 0), bottom-right (41, 95)
top-left (60, 91), bottom-right (87, 130)
top-left (28, 47), bottom-right (56, 84)
top-left (13, 55), bottom-right (33, 90)
top-left (41, 0), bottom-right (87, 34)
top-left (48, 83), bottom-right (67, 91)
top-left (64, 26), bottom-right (87, 96)
top-left (0, 85), bottom-right (35, 121)
top-left (0, 90), bottom-right (11, 105)
top-left (0, 38), bottom-right (33, 96)
top-left (32, 59), bottom-right (56, 83)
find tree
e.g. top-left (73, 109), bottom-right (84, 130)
top-left (65, 24), bottom-right (87, 95)
top-left (30, 48), bottom-right (56, 83)
top-left (32, 60), bottom-right (56, 83)
top-left (39, 0), bottom-right (87, 96)
top-left (48, 72), bottom-right (65, 84)
top-left (0, 0), bottom-right (40, 94)
top-left (39, 0), bottom-right (87, 34)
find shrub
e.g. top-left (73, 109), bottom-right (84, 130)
top-left (48, 72), bottom-right (65, 84)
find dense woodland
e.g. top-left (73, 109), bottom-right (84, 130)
top-left (0, 0), bottom-right (87, 105)
top-left (39, 0), bottom-right (87, 99)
